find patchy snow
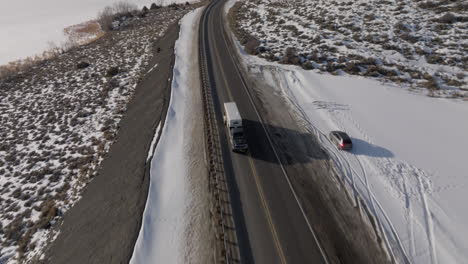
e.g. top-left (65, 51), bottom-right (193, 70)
top-left (230, 0), bottom-right (468, 94)
top-left (130, 7), bottom-right (203, 264)
top-left (0, 0), bottom-right (199, 65)
top-left (148, 63), bottom-right (159, 74)
top-left (226, 1), bottom-right (468, 262)
top-left (0, 7), bottom-right (188, 264)
top-left (146, 122), bottom-right (162, 162)
top-left (239, 49), bottom-right (468, 263)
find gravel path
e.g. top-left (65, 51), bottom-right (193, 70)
top-left (41, 22), bottom-right (180, 264)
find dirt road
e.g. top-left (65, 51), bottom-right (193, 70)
top-left (41, 22), bottom-right (179, 264)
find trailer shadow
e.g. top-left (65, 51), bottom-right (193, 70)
top-left (241, 119), bottom-right (328, 165)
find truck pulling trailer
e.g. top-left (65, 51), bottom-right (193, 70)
top-left (223, 102), bottom-right (248, 152)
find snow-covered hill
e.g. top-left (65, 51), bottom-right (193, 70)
top-left (230, 0), bottom-right (467, 96)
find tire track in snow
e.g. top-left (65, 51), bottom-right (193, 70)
top-left (264, 66), bottom-right (411, 262)
top-left (402, 170), bottom-right (416, 257)
top-left (417, 174), bottom-right (437, 264)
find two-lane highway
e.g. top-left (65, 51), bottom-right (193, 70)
top-left (200, 0), bottom-right (328, 263)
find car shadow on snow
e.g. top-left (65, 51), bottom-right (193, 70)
top-left (242, 119), bottom-right (328, 165)
top-left (350, 138), bottom-right (394, 158)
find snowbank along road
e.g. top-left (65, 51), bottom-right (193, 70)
top-left (131, 7), bottom-right (211, 264)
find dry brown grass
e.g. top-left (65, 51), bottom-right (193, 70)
top-left (64, 20), bottom-right (106, 47)
top-left (0, 56), bottom-right (47, 80)
top-left (64, 20), bottom-right (101, 35)
top-left (0, 21), bottom-right (105, 80)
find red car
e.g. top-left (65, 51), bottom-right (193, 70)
top-left (329, 131), bottom-right (353, 150)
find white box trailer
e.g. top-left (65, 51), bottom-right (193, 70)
top-left (223, 102), bottom-right (248, 152)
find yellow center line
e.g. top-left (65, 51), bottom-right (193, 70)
top-left (211, 28), bottom-right (287, 263)
top-left (247, 157), bottom-right (288, 264)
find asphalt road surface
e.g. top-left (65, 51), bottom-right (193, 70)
top-left (201, 1), bottom-right (328, 263)
top-left (201, 0), bottom-right (393, 263)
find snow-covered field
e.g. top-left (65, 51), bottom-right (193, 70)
top-left (237, 39), bottom-right (468, 264)
top-left (230, 0), bottom-right (468, 96)
top-left (0, 7), bottom-right (188, 263)
top-left (226, 0), bottom-right (468, 262)
top-left (131, 7), bottom-right (206, 264)
top-left (0, 0), bottom-right (197, 66)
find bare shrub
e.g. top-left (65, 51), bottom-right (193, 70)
top-left (418, 1), bottom-right (439, 9)
top-left (436, 12), bottom-right (459, 23)
top-left (113, 1), bottom-right (138, 14)
top-left (106, 66), bottom-right (120, 76)
top-left (32, 199), bottom-right (59, 230)
top-left (281, 47), bottom-right (300, 65)
top-left (344, 62), bottom-right (361, 74)
top-left (150, 3), bottom-right (161, 10)
top-left (168, 3), bottom-right (180, 9)
top-left (426, 54), bottom-right (444, 64)
top-left (76, 61), bottom-right (90, 69)
top-left (97, 7), bottom-right (116, 31)
top-left (4, 217), bottom-right (24, 241)
top-left (283, 25), bottom-right (299, 36)
top-left (18, 230), bottom-right (33, 257)
top-left (302, 61), bottom-right (316, 70)
top-left (244, 36), bottom-right (261, 55)
top-left (421, 74), bottom-right (440, 90)
top-left (97, 1), bottom-right (138, 31)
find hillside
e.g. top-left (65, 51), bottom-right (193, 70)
top-left (0, 4), bottom-right (190, 263)
top-left (231, 0), bottom-right (467, 97)
top-left (227, 0), bottom-right (468, 263)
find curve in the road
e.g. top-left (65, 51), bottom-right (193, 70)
top-left (200, 0), bottom-right (329, 263)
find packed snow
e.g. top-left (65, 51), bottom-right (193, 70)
top-left (237, 45), bottom-right (468, 264)
top-left (130, 7), bottom-right (204, 264)
top-left (0, 0), bottom-right (198, 65)
top-left (147, 122), bottom-right (162, 162)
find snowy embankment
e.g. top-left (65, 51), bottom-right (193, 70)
top-left (130, 7), bottom-right (204, 264)
top-left (0, 0), bottom-right (198, 65)
top-left (239, 46), bottom-right (468, 263)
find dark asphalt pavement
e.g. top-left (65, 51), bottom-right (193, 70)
top-left (201, 1), bottom-right (328, 263)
